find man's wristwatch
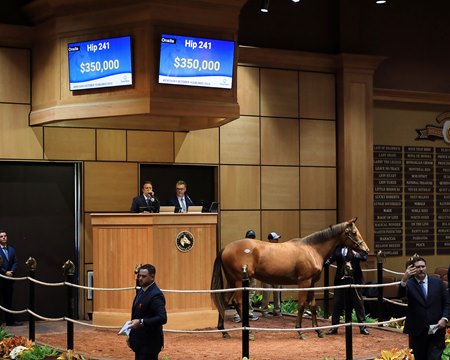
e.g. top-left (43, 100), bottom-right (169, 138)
top-left (139, 318), bottom-right (144, 325)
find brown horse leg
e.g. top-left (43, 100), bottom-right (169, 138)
top-left (296, 302), bottom-right (307, 339)
top-left (307, 291), bottom-right (324, 338)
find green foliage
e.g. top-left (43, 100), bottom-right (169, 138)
top-left (161, 355), bottom-right (170, 360)
top-left (322, 358), bottom-right (336, 360)
top-left (17, 345), bottom-right (59, 360)
top-left (0, 327), bottom-right (12, 341)
top-left (251, 293), bottom-right (263, 308)
top-left (442, 346), bottom-right (450, 360)
top-left (280, 299), bottom-right (298, 314)
top-left (339, 309), bottom-right (376, 323)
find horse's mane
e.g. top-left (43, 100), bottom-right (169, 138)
top-left (297, 222), bottom-right (347, 245)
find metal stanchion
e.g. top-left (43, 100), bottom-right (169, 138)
top-left (323, 263), bottom-right (330, 318)
top-left (26, 257), bottom-right (37, 341)
top-left (62, 260), bottom-right (76, 350)
top-left (344, 284), bottom-right (353, 360)
top-left (376, 251), bottom-right (385, 324)
top-left (242, 265), bottom-right (250, 359)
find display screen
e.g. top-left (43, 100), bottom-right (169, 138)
top-left (68, 36), bottom-right (133, 91)
top-left (158, 34), bottom-right (235, 89)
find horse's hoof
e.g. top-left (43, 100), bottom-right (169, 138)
top-left (298, 333), bottom-right (306, 340)
top-left (249, 334), bottom-right (255, 341)
top-left (222, 333), bottom-right (231, 339)
top-left (317, 331), bottom-right (325, 338)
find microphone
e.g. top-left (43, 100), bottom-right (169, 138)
top-left (186, 194), bottom-right (192, 204)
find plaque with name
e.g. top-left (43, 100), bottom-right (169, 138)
top-left (436, 148), bottom-right (450, 254)
top-left (373, 145), bottom-right (403, 256)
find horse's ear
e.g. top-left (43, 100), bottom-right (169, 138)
top-left (352, 217), bottom-right (358, 223)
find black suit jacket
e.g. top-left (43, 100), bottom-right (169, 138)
top-left (168, 195), bottom-right (194, 213)
top-left (326, 246), bottom-right (367, 285)
top-left (129, 283), bottom-right (167, 355)
top-left (130, 195), bottom-right (160, 213)
top-left (0, 245), bottom-right (18, 275)
top-left (398, 275), bottom-right (450, 336)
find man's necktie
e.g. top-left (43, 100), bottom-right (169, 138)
top-left (419, 280), bottom-right (427, 299)
top-left (2, 247), bottom-right (8, 261)
top-left (181, 198), bottom-right (186, 211)
top-left (134, 289), bottom-right (144, 305)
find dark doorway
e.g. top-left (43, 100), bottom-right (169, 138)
top-left (0, 161), bottom-right (79, 320)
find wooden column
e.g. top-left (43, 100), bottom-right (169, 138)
top-left (336, 54), bottom-right (385, 249)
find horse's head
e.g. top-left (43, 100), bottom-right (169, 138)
top-left (343, 217), bottom-right (370, 255)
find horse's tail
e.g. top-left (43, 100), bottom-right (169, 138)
top-left (210, 249), bottom-right (227, 317)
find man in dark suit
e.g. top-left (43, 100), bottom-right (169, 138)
top-left (325, 245), bottom-right (370, 335)
top-left (168, 180), bottom-right (194, 213)
top-left (127, 264), bottom-right (167, 360)
top-left (0, 230), bottom-right (22, 326)
top-left (399, 257), bottom-right (449, 360)
top-left (130, 181), bottom-right (160, 213)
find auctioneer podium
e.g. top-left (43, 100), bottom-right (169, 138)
top-left (90, 212), bottom-right (218, 330)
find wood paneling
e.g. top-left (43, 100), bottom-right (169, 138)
top-left (299, 71), bottom-right (336, 120)
top-left (84, 162), bottom-right (137, 212)
top-left (44, 127), bottom-right (96, 160)
top-left (0, 104), bottom-right (43, 159)
top-left (300, 167), bottom-right (336, 209)
top-left (261, 117), bottom-right (299, 165)
top-left (97, 129), bottom-right (126, 161)
top-left (174, 128), bottom-right (219, 164)
top-left (261, 166), bottom-right (299, 209)
top-left (262, 210), bottom-right (300, 241)
top-left (84, 213), bottom-right (93, 264)
top-left (220, 165), bottom-right (260, 209)
top-left (237, 66), bottom-right (259, 116)
top-left (0, 48), bottom-right (30, 104)
top-left (220, 116), bottom-right (260, 164)
top-left (300, 119), bottom-right (336, 166)
top-left (220, 210), bottom-right (260, 247)
top-left (127, 131), bottom-right (173, 162)
top-left (260, 69), bottom-right (298, 118)
top-left (300, 210), bottom-right (337, 237)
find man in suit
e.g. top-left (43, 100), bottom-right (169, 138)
top-left (399, 257), bottom-right (449, 360)
top-left (127, 264), bottom-right (167, 360)
top-left (130, 181), bottom-right (160, 213)
top-left (325, 245), bottom-right (370, 335)
top-left (0, 230), bottom-right (22, 326)
top-left (168, 180), bottom-right (194, 213)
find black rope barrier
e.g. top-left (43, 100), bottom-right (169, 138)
top-left (242, 265), bottom-right (250, 359)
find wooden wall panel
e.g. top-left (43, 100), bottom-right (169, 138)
top-left (44, 127), bottom-right (96, 160)
top-left (220, 165), bottom-right (260, 209)
top-left (261, 166), bottom-right (299, 209)
top-left (261, 117), bottom-right (299, 165)
top-left (299, 72), bottom-right (336, 120)
top-left (0, 48), bottom-right (30, 104)
top-left (97, 129), bottom-right (126, 161)
top-left (84, 213), bottom-right (93, 264)
top-left (174, 128), bottom-right (219, 164)
top-left (300, 119), bottom-right (336, 166)
top-left (127, 131), bottom-right (173, 162)
top-left (220, 210), bottom-right (260, 247)
top-left (262, 210), bottom-right (300, 241)
top-left (84, 162), bottom-right (137, 212)
top-left (0, 104), bottom-right (43, 159)
top-left (300, 210), bottom-right (337, 237)
top-left (237, 66), bottom-right (259, 116)
top-left (260, 69), bottom-right (298, 118)
top-left (220, 116), bottom-right (260, 164)
top-left (300, 167), bottom-right (336, 209)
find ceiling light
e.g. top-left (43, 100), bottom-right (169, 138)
top-left (292, 0), bottom-right (301, 2)
top-left (376, 0), bottom-right (386, 3)
top-left (260, 0), bottom-right (269, 13)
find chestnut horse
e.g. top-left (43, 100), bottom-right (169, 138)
top-left (210, 218), bottom-right (370, 339)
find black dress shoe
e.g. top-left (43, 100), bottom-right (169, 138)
top-left (326, 328), bottom-right (338, 335)
top-left (6, 321), bottom-right (23, 326)
top-left (360, 327), bottom-right (370, 335)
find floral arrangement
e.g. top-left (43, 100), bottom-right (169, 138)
top-left (374, 348), bottom-right (414, 360)
top-left (442, 328), bottom-right (450, 360)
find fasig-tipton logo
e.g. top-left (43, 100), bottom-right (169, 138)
top-left (176, 231), bottom-right (195, 252)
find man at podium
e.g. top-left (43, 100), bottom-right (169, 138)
top-left (130, 181), bottom-right (160, 213)
top-left (168, 180), bottom-right (194, 213)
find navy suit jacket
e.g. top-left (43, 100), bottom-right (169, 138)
top-left (129, 283), bottom-right (167, 355)
top-left (326, 246), bottom-right (367, 285)
top-left (0, 245), bottom-right (18, 276)
top-left (130, 195), bottom-right (160, 213)
top-left (168, 195), bottom-right (194, 213)
top-left (398, 275), bottom-right (450, 336)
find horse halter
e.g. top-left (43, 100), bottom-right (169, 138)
top-left (344, 224), bottom-right (364, 250)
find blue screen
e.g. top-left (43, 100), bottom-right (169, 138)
top-left (159, 34), bottom-right (235, 89)
top-left (68, 36), bottom-right (133, 91)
